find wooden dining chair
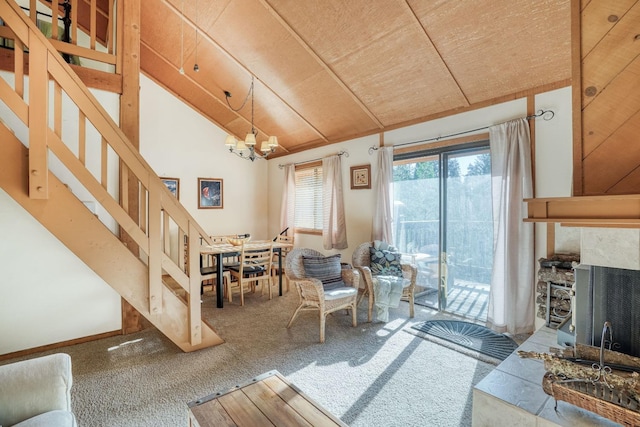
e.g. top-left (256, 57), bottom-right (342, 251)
top-left (271, 234), bottom-right (294, 292)
top-left (226, 243), bottom-right (274, 305)
top-left (200, 253), bottom-right (231, 296)
top-left (187, 235), bottom-right (230, 296)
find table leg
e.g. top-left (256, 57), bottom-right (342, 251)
top-left (276, 248), bottom-right (283, 296)
top-left (216, 253), bottom-right (224, 308)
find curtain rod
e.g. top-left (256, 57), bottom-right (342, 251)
top-left (368, 109), bottom-right (555, 154)
top-left (278, 150), bottom-right (349, 169)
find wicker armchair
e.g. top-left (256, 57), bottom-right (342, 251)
top-left (352, 241), bottom-right (417, 322)
top-left (285, 248), bottom-right (359, 343)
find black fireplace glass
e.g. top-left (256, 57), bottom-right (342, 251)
top-left (586, 266), bottom-right (640, 357)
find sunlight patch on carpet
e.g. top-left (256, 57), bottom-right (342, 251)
top-left (409, 320), bottom-right (518, 364)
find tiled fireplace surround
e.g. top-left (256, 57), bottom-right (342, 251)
top-left (472, 228), bottom-right (640, 426)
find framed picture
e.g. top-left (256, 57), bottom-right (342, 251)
top-left (198, 178), bottom-right (223, 209)
top-left (350, 164), bottom-right (371, 189)
top-left (160, 177), bottom-right (179, 199)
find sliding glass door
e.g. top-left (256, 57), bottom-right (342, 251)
top-left (393, 144), bottom-right (492, 321)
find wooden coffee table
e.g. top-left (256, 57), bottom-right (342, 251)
top-left (187, 370), bottom-right (348, 426)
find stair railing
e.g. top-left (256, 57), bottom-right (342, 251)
top-left (0, 0), bottom-right (211, 347)
top-left (32, 0), bottom-right (116, 66)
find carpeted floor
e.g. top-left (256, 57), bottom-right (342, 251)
top-left (2, 289), bottom-right (497, 426)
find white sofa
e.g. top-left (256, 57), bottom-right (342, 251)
top-left (0, 353), bottom-right (77, 427)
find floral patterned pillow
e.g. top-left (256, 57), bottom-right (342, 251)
top-left (369, 247), bottom-right (403, 277)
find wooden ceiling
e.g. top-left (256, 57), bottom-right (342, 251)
top-left (140, 0), bottom-right (572, 158)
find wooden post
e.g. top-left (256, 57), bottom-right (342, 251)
top-left (188, 222), bottom-right (202, 346)
top-left (118, 0), bottom-right (144, 334)
top-left (28, 39), bottom-right (48, 199)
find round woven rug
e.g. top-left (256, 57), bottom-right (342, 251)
top-left (410, 320), bottom-right (518, 362)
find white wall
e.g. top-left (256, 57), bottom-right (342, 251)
top-left (267, 134), bottom-right (378, 261)
top-left (533, 87), bottom-right (580, 258)
top-left (0, 191), bottom-right (122, 354)
top-left (267, 87), bottom-right (576, 270)
top-left (0, 73), bottom-right (270, 355)
top-left (0, 72), bottom-right (574, 353)
top-left (139, 74), bottom-right (269, 241)
top-left (0, 78), bottom-right (123, 355)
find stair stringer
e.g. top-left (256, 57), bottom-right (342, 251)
top-left (0, 123), bottom-right (224, 351)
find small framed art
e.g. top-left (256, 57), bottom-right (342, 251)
top-left (198, 178), bottom-right (223, 209)
top-left (160, 177), bottom-right (180, 199)
top-left (350, 164), bottom-right (371, 189)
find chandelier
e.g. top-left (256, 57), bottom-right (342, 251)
top-left (223, 76), bottom-right (278, 161)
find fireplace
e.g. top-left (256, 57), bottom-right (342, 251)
top-left (563, 264), bottom-right (640, 358)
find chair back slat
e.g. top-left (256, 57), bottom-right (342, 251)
top-left (227, 242), bottom-right (274, 305)
top-left (275, 235), bottom-right (294, 254)
top-left (239, 244), bottom-right (273, 274)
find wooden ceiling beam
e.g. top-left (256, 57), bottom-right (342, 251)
top-left (140, 41), bottom-right (249, 130)
top-left (404, 0), bottom-right (470, 107)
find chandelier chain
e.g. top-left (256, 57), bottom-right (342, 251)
top-left (194, 0), bottom-right (198, 62)
top-left (225, 76), bottom-right (254, 115)
top-left (223, 76), bottom-right (277, 161)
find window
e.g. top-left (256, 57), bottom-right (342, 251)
top-left (294, 164), bottom-right (322, 233)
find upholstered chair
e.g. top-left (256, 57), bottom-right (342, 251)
top-left (0, 353), bottom-right (77, 427)
top-left (352, 241), bottom-right (417, 322)
top-left (285, 248), bottom-right (359, 343)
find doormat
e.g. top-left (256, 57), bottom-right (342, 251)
top-left (408, 320), bottom-right (518, 365)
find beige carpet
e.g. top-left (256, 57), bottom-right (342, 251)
top-left (2, 288), bottom-right (495, 426)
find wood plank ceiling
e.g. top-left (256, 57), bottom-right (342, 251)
top-left (140, 0), bottom-right (572, 159)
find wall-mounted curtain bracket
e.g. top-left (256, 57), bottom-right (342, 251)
top-left (368, 109), bottom-right (554, 154)
top-left (278, 151), bottom-right (349, 169)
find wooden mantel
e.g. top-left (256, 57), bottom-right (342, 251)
top-left (525, 195), bottom-right (640, 228)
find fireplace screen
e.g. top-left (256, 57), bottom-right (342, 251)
top-left (581, 266), bottom-right (640, 357)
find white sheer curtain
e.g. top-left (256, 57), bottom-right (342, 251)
top-left (487, 118), bottom-right (534, 335)
top-left (372, 146), bottom-right (394, 243)
top-left (280, 164), bottom-right (295, 232)
top-left (322, 155), bottom-right (348, 249)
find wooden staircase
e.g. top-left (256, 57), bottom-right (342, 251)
top-left (0, 0), bottom-right (223, 352)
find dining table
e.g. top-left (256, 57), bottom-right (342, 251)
top-left (201, 240), bottom-right (293, 308)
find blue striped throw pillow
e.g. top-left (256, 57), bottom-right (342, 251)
top-left (302, 254), bottom-right (345, 291)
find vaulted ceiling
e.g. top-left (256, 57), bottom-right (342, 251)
top-left (140, 0), bottom-right (572, 159)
